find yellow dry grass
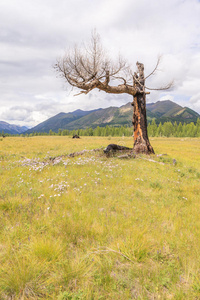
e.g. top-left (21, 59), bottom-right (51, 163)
top-left (0, 136), bottom-right (200, 299)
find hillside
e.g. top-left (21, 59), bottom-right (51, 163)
top-left (146, 100), bottom-right (182, 117)
top-left (26, 100), bottom-right (200, 133)
top-left (25, 108), bottom-right (102, 134)
top-left (147, 101), bottom-right (200, 123)
top-left (0, 121), bottom-right (28, 134)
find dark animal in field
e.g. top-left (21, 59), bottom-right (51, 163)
top-left (2, 135), bottom-right (5, 138)
top-left (72, 134), bottom-right (80, 139)
top-left (104, 144), bottom-right (132, 153)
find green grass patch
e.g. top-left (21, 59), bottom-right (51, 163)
top-left (0, 136), bottom-right (200, 299)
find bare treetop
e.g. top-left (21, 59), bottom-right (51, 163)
top-left (55, 32), bottom-right (139, 96)
top-left (55, 32), bottom-right (173, 98)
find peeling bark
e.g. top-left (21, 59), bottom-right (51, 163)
top-left (132, 63), bottom-right (154, 154)
top-left (132, 93), bottom-right (154, 154)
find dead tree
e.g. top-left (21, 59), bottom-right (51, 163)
top-left (132, 62), bottom-right (154, 153)
top-left (55, 32), bottom-right (172, 154)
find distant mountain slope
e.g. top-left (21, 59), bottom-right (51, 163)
top-left (25, 108), bottom-right (102, 134)
top-left (146, 100), bottom-right (200, 123)
top-left (146, 100), bottom-right (182, 117)
top-left (26, 100), bottom-right (200, 133)
top-left (65, 107), bottom-right (120, 130)
top-left (170, 107), bottom-right (200, 119)
top-left (0, 121), bottom-right (28, 134)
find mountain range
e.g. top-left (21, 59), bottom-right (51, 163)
top-left (25, 100), bottom-right (200, 134)
top-left (1, 100), bottom-right (199, 134)
top-left (0, 121), bottom-right (28, 135)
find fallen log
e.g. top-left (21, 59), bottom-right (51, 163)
top-left (72, 134), bottom-right (80, 139)
top-left (103, 144), bottom-right (132, 153)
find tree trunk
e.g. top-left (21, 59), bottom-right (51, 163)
top-left (132, 62), bottom-right (154, 154)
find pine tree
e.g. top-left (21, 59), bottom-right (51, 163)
top-left (177, 123), bottom-right (183, 137)
top-left (174, 121), bottom-right (178, 137)
top-left (157, 122), bottom-right (163, 137)
top-left (163, 122), bottom-right (173, 137)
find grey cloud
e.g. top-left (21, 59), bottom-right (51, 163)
top-left (1, 107), bottom-right (31, 122)
top-left (0, 0), bottom-right (200, 126)
top-left (0, 102), bottom-right (61, 127)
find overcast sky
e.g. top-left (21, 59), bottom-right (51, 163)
top-left (0, 0), bottom-right (200, 127)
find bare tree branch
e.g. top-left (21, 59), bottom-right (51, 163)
top-left (145, 55), bottom-right (162, 80)
top-left (144, 56), bottom-right (174, 91)
top-left (55, 31), bottom-right (137, 96)
top-left (55, 32), bottom-right (174, 96)
top-left (145, 80), bottom-right (174, 91)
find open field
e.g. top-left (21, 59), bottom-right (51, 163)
top-left (0, 136), bottom-right (200, 299)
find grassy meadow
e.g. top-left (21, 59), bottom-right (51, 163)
top-left (0, 136), bottom-right (200, 299)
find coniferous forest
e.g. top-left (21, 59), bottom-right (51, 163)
top-left (5, 118), bottom-right (200, 138)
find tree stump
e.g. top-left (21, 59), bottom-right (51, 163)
top-left (132, 62), bottom-right (154, 154)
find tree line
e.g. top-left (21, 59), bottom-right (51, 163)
top-left (35, 119), bottom-right (200, 137)
top-left (2, 118), bottom-right (199, 138)
top-left (148, 119), bottom-right (200, 137)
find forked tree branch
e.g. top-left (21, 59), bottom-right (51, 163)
top-left (55, 32), bottom-right (173, 96)
top-left (145, 55), bottom-right (162, 80)
top-left (145, 80), bottom-right (174, 91)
